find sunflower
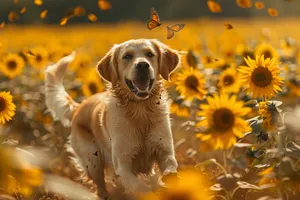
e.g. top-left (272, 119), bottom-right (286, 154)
top-left (70, 53), bottom-right (93, 72)
top-left (218, 66), bottom-right (242, 94)
top-left (201, 55), bottom-right (216, 68)
top-left (185, 49), bottom-right (199, 68)
top-left (0, 147), bottom-right (43, 197)
top-left (141, 169), bottom-right (211, 200)
top-left (7, 167), bottom-right (43, 196)
top-left (221, 48), bottom-right (235, 62)
top-left (240, 50), bottom-right (254, 66)
top-left (238, 55), bottom-right (283, 99)
top-left (82, 69), bottom-right (105, 97)
top-left (214, 58), bottom-right (233, 70)
top-left (47, 44), bottom-right (73, 63)
top-left (0, 91), bottom-right (16, 124)
top-left (0, 53), bottom-right (25, 79)
top-left (258, 166), bottom-right (278, 186)
top-left (236, 44), bottom-right (254, 57)
top-left (48, 44), bottom-right (62, 62)
top-left (280, 39), bottom-right (295, 58)
top-left (27, 46), bottom-right (49, 69)
top-left (258, 101), bottom-right (280, 131)
top-left (196, 94), bottom-right (251, 150)
top-left (246, 146), bottom-right (265, 165)
top-left (236, 44), bottom-right (255, 65)
top-left (175, 67), bottom-right (206, 101)
top-left (170, 100), bottom-right (190, 118)
top-left (258, 158), bottom-right (300, 188)
top-left (254, 43), bottom-right (279, 62)
top-left (70, 54), bottom-right (94, 79)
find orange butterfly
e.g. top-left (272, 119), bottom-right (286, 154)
top-left (207, 0), bottom-right (222, 13)
top-left (255, 1), bottom-right (265, 9)
top-left (224, 22), bottom-right (233, 29)
top-left (166, 24), bottom-right (185, 39)
top-left (147, 7), bottom-right (161, 30)
top-left (40, 10), bottom-right (48, 19)
top-left (268, 8), bottom-right (278, 16)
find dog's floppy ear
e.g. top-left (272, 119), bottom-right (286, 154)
top-left (97, 45), bottom-right (120, 85)
top-left (151, 39), bottom-right (180, 81)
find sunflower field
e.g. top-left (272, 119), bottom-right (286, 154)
top-left (1, 0), bottom-right (300, 199)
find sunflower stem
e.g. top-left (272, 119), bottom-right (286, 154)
top-left (231, 186), bottom-right (241, 199)
top-left (277, 112), bottom-right (287, 200)
top-left (223, 150), bottom-right (229, 173)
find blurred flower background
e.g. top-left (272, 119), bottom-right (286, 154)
top-left (1, 0), bottom-right (300, 199)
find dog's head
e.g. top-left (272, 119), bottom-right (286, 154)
top-left (97, 39), bottom-right (180, 100)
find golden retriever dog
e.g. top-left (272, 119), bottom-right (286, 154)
top-left (44, 39), bottom-right (180, 199)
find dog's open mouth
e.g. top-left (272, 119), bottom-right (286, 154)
top-left (125, 78), bottom-right (154, 98)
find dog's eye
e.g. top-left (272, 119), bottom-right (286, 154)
top-left (123, 54), bottom-right (133, 60)
top-left (147, 52), bottom-right (154, 58)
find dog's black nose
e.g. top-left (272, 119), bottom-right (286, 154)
top-left (136, 62), bottom-right (150, 71)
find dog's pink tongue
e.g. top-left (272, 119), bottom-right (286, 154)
top-left (133, 79), bottom-right (149, 91)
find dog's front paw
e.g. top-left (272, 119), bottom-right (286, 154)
top-left (161, 171), bottom-right (181, 184)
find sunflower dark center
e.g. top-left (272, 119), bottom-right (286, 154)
top-left (36, 54), bottom-right (42, 62)
top-left (185, 75), bottom-right (199, 91)
top-left (7, 60), bottom-right (17, 70)
top-left (241, 51), bottom-right (254, 66)
top-left (225, 51), bottom-right (233, 58)
top-left (223, 75), bottom-right (234, 86)
top-left (212, 108), bottom-right (235, 132)
top-left (0, 97), bottom-right (6, 112)
top-left (290, 79), bottom-right (300, 86)
top-left (242, 51), bottom-right (254, 59)
top-left (251, 66), bottom-right (273, 87)
top-left (263, 51), bottom-right (272, 59)
top-left (80, 62), bottom-right (85, 67)
top-left (88, 82), bottom-right (98, 94)
top-left (221, 64), bottom-right (231, 70)
top-left (205, 56), bottom-right (212, 63)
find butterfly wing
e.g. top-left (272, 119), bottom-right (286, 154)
top-left (147, 7), bottom-right (161, 30)
top-left (169, 24), bottom-right (185, 32)
top-left (167, 24), bottom-right (185, 39)
top-left (167, 26), bottom-right (174, 39)
top-left (151, 7), bottom-right (160, 22)
top-left (224, 22), bottom-right (233, 30)
top-left (147, 20), bottom-right (161, 30)
top-left (147, 8), bottom-right (161, 30)
top-left (207, 0), bottom-right (222, 13)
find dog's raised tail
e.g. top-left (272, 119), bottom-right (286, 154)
top-left (45, 52), bottom-right (79, 127)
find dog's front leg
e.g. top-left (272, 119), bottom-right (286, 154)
top-left (150, 118), bottom-right (178, 176)
top-left (112, 139), bottom-right (150, 194)
top-left (157, 146), bottom-right (178, 178)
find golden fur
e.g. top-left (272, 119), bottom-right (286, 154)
top-left (45, 39), bottom-right (180, 199)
